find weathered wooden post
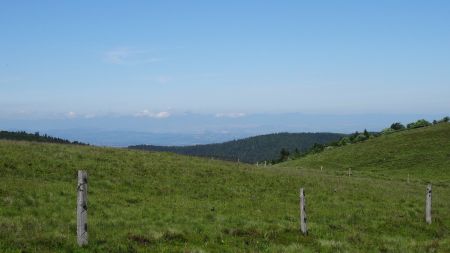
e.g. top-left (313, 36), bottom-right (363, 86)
top-left (264, 161), bottom-right (267, 167)
top-left (299, 188), bottom-right (307, 234)
top-left (425, 184), bottom-right (432, 224)
top-left (348, 168), bottom-right (352, 176)
top-left (77, 170), bottom-right (88, 246)
top-left (320, 166), bottom-right (323, 171)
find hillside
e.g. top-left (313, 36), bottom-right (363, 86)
top-left (279, 123), bottom-right (450, 184)
top-left (1, 131), bottom-right (449, 252)
top-left (129, 132), bottom-right (345, 163)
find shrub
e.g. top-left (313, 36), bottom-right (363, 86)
top-left (338, 137), bottom-right (351, 146)
top-left (354, 134), bottom-right (368, 142)
top-left (407, 119), bottom-right (431, 129)
top-left (381, 128), bottom-right (395, 134)
top-left (310, 143), bottom-right (325, 153)
top-left (349, 131), bottom-right (359, 142)
top-left (438, 116), bottom-right (449, 123)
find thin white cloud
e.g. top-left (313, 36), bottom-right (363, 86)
top-left (215, 112), bottom-right (246, 118)
top-left (104, 48), bottom-right (161, 65)
top-left (104, 48), bottom-right (130, 64)
top-left (66, 111), bottom-right (77, 118)
top-left (134, 109), bottom-right (171, 119)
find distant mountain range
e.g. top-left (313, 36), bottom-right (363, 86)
top-left (129, 132), bottom-right (345, 163)
top-left (2, 113), bottom-right (445, 146)
top-left (40, 129), bottom-right (253, 147)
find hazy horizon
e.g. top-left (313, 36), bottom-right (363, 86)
top-left (2, 112), bottom-right (446, 146)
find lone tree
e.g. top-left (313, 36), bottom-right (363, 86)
top-left (279, 148), bottom-right (290, 162)
top-left (363, 129), bottom-right (370, 138)
top-left (390, 122), bottom-right (405, 130)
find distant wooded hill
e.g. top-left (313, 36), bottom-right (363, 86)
top-left (129, 132), bottom-right (345, 163)
top-left (0, 130), bottom-right (87, 145)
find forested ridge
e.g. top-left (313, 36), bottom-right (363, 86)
top-left (129, 132), bottom-right (345, 163)
top-left (0, 130), bottom-right (87, 145)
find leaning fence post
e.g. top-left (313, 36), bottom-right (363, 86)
top-left (299, 188), bottom-right (307, 235)
top-left (425, 184), bottom-right (432, 224)
top-left (77, 170), bottom-right (88, 246)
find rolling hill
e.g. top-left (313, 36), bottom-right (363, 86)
top-left (279, 123), bottom-right (450, 184)
top-left (0, 123), bottom-right (449, 252)
top-left (129, 132), bottom-right (345, 163)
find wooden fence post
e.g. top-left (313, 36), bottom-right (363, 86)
top-left (77, 170), bottom-right (88, 246)
top-left (299, 188), bottom-right (307, 235)
top-left (348, 168), bottom-right (352, 176)
top-left (425, 184), bottom-right (432, 224)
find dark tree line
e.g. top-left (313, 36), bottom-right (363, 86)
top-left (0, 130), bottom-right (87, 145)
top-left (130, 132), bottom-right (345, 164)
top-left (382, 117), bottom-right (448, 134)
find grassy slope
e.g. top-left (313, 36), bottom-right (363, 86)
top-left (280, 123), bottom-right (450, 185)
top-left (0, 125), bottom-right (449, 252)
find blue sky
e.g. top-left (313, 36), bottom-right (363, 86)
top-left (1, 1), bottom-right (449, 122)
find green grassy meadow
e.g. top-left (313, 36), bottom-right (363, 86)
top-left (280, 123), bottom-right (450, 184)
top-left (0, 124), bottom-right (449, 252)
